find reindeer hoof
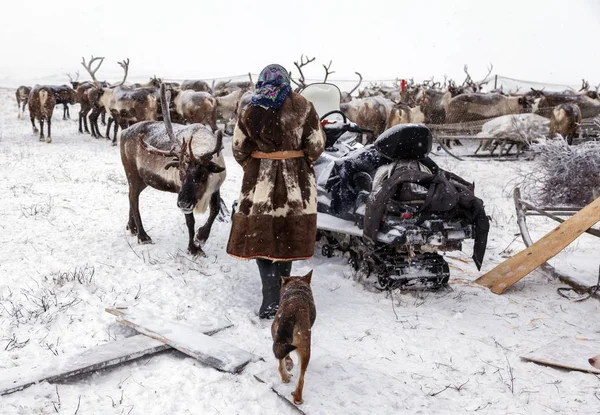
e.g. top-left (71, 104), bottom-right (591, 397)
top-left (46, 137), bottom-right (52, 144)
top-left (137, 236), bottom-right (153, 245)
top-left (281, 374), bottom-right (291, 383)
top-left (188, 246), bottom-right (206, 257)
top-left (291, 392), bottom-right (303, 405)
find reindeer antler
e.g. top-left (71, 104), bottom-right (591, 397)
top-left (323, 60), bottom-right (335, 83)
top-left (66, 71), bottom-right (80, 83)
top-left (111, 58), bottom-right (130, 87)
top-left (81, 56), bottom-right (105, 86)
top-left (293, 54), bottom-right (316, 89)
top-left (348, 72), bottom-right (363, 96)
top-left (580, 79), bottom-right (590, 92)
top-left (200, 130), bottom-right (224, 161)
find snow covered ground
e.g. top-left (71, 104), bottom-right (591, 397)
top-left (0, 87), bottom-right (599, 414)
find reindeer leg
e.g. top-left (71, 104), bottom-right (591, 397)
top-left (63, 104), bottom-right (67, 120)
top-left (291, 347), bottom-right (310, 405)
top-left (106, 117), bottom-right (113, 140)
top-left (30, 115), bottom-right (38, 134)
top-left (101, 111), bottom-right (106, 126)
top-left (66, 105), bottom-right (70, 119)
top-left (46, 117), bottom-right (52, 143)
top-left (185, 213), bottom-right (201, 256)
top-left (194, 190), bottom-right (220, 245)
top-left (83, 112), bottom-right (90, 134)
top-left (39, 118), bottom-right (45, 141)
top-left (128, 181), bottom-right (151, 244)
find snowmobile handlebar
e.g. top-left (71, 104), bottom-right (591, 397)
top-left (320, 110), bottom-right (374, 135)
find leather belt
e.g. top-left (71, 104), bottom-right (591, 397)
top-left (251, 150), bottom-right (305, 160)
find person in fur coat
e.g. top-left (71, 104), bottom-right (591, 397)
top-left (227, 64), bottom-right (325, 318)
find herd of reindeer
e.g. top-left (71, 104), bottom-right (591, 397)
top-left (12, 55), bottom-right (600, 146)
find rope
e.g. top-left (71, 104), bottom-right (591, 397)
top-left (556, 266), bottom-right (600, 302)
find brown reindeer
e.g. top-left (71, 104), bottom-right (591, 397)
top-left (549, 103), bottom-right (582, 145)
top-left (81, 57), bottom-right (158, 144)
top-left (120, 84), bottom-right (226, 256)
top-left (16, 86), bottom-right (31, 119)
top-left (529, 89), bottom-right (600, 119)
top-left (28, 85), bottom-right (56, 143)
top-left (173, 90), bottom-right (218, 130)
top-left (50, 85), bottom-right (77, 120)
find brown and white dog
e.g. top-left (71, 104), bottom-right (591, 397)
top-left (271, 270), bottom-right (316, 405)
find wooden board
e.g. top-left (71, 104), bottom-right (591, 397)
top-left (0, 315), bottom-right (233, 396)
top-left (254, 356), bottom-right (414, 414)
top-left (475, 196), bottom-right (600, 294)
top-left (106, 307), bottom-right (261, 373)
top-left (0, 335), bottom-right (168, 396)
top-left (521, 338), bottom-right (600, 374)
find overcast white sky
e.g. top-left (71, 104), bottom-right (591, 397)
top-left (1, 0), bottom-right (599, 85)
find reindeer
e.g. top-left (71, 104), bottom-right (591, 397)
top-left (134, 77), bottom-right (162, 88)
top-left (416, 89), bottom-right (451, 124)
top-left (549, 103), bottom-right (582, 145)
top-left (443, 92), bottom-right (534, 124)
top-left (386, 103), bottom-right (425, 129)
top-left (529, 88), bottom-right (600, 119)
top-left (50, 85), bottom-right (77, 120)
top-left (81, 57), bottom-right (158, 143)
top-left (213, 78), bottom-right (253, 97)
top-left (215, 89), bottom-right (246, 131)
top-left (16, 86), bottom-right (31, 119)
top-left (341, 72), bottom-right (363, 103)
top-left (341, 96), bottom-right (393, 143)
top-left (173, 89), bottom-right (218, 130)
top-left (120, 84), bottom-right (226, 256)
top-left (28, 85), bottom-right (56, 143)
top-left (181, 79), bottom-right (212, 93)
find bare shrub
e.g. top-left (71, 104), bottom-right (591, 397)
top-left (530, 140), bottom-right (600, 205)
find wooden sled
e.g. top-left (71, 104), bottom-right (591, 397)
top-left (475, 193), bottom-right (600, 294)
top-left (513, 188), bottom-right (600, 299)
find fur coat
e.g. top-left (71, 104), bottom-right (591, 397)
top-left (227, 92), bottom-right (326, 261)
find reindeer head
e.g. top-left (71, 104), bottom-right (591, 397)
top-left (517, 95), bottom-right (536, 111)
top-left (161, 131), bottom-right (225, 214)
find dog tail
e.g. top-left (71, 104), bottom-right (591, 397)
top-left (273, 319), bottom-right (297, 360)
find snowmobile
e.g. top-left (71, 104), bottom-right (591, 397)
top-left (301, 83), bottom-right (489, 290)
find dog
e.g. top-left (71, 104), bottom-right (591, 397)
top-left (271, 270), bottom-right (316, 405)
top-left (589, 354), bottom-right (600, 369)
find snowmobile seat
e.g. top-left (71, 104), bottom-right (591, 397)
top-left (374, 124), bottom-right (432, 161)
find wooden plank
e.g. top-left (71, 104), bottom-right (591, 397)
top-left (0, 314), bottom-right (233, 396)
top-left (475, 196), bottom-right (600, 294)
top-left (254, 356), bottom-right (414, 414)
top-left (0, 335), bottom-right (168, 396)
top-left (106, 307), bottom-right (260, 373)
top-left (521, 338), bottom-right (600, 374)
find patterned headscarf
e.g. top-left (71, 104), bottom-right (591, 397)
top-left (251, 64), bottom-right (292, 109)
